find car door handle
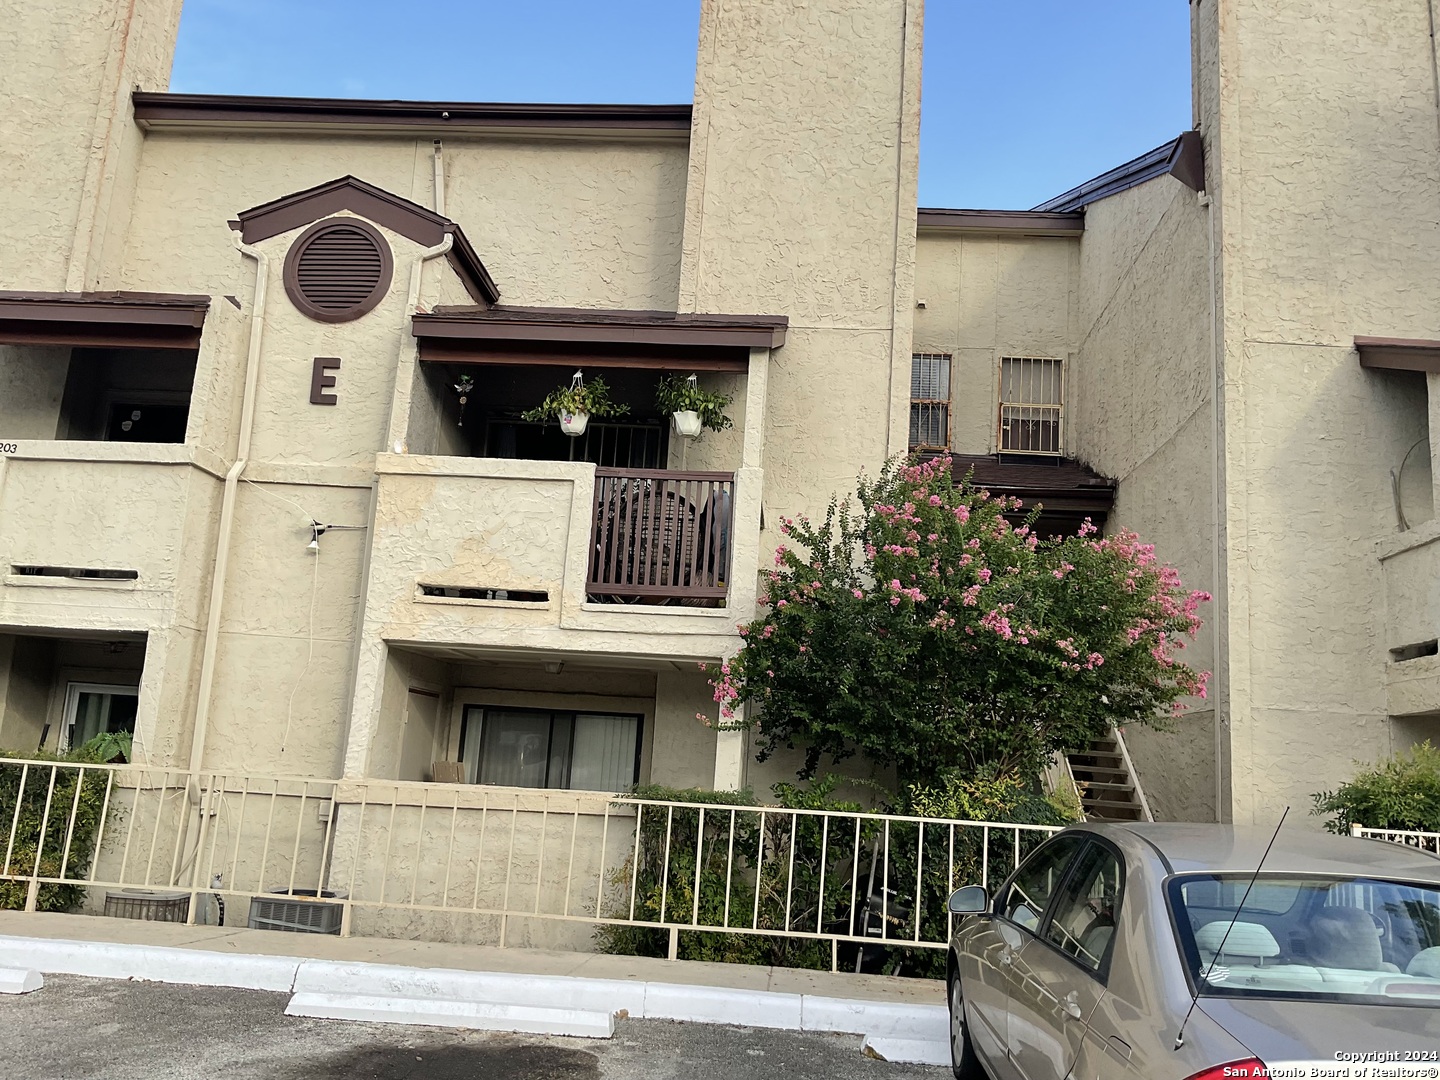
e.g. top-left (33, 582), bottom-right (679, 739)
top-left (1063, 992), bottom-right (1083, 1020)
top-left (999, 950), bottom-right (1014, 967)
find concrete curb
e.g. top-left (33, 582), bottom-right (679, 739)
top-left (286, 990), bottom-right (615, 1038)
top-left (3, 935), bottom-right (948, 1062)
top-left (0, 967), bottom-right (43, 994)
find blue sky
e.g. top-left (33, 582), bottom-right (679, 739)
top-left (171, 1), bottom-right (1192, 210)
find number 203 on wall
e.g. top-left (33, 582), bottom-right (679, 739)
top-left (0, 443), bottom-right (18, 454)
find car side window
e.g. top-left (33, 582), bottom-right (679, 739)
top-left (1044, 841), bottom-right (1124, 973)
top-left (1000, 836), bottom-right (1085, 933)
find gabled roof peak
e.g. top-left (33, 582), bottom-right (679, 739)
top-left (234, 175), bottom-right (498, 305)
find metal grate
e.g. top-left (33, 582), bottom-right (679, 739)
top-left (248, 891), bottom-right (345, 935)
top-left (295, 225), bottom-right (386, 312)
top-left (909, 353), bottom-right (951, 450)
top-left (103, 888), bottom-right (189, 922)
top-left (999, 356), bottom-right (1064, 455)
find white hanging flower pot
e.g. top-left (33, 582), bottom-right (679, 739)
top-left (560, 410), bottom-right (589, 436)
top-left (672, 409), bottom-right (703, 438)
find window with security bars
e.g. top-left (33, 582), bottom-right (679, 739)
top-left (999, 356), bottom-right (1064, 455)
top-left (909, 353), bottom-right (952, 451)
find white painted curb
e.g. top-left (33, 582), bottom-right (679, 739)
top-left (0, 967), bottom-right (43, 994)
top-left (4, 934), bottom-right (946, 1058)
top-left (286, 991), bottom-right (614, 1038)
top-left (0, 936), bottom-right (299, 992)
top-left (862, 1035), bottom-right (951, 1067)
top-left (292, 959), bottom-right (647, 1018)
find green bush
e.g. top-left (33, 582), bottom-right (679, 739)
top-left (0, 742), bottom-right (116, 911)
top-left (1312, 742), bottom-right (1440, 834)
top-left (595, 774), bottom-right (1078, 976)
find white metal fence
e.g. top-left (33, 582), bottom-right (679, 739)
top-left (0, 757), bottom-right (1061, 971)
top-left (1351, 823), bottom-right (1440, 854)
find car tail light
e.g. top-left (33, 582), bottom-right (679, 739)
top-left (1184, 1061), bottom-right (1268, 1080)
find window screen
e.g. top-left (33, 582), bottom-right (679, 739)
top-left (909, 353), bottom-right (951, 450)
top-left (999, 356), bottom-right (1064, 454)
top-left (459, 706), bottom-right (640, 792)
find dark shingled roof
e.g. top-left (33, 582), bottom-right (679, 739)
top-left (950, 454), bottom-right (1116, 537)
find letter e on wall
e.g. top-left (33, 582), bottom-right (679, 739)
top-left (311, 357), bottom-right (341, 405)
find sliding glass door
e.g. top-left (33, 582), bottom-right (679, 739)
top-left (459, 706), bottom-right (640, 792)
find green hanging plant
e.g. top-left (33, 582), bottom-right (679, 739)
top-left (521, 371), bottom-right (628, 424)
top-left (655, 374), bottom-right (734, 432)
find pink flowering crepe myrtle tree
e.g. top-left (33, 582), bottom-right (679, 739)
top-left (703, 455), bottom-right (1211, 790)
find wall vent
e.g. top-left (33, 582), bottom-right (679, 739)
top-left (12, 565), bottom-right (138, 581)
top-left (284, 217), bottom-right (393, 323)
top-left (419, 584), bottom-right (548, 603)
top-left (1390, 639), bottom-right (1439, 663)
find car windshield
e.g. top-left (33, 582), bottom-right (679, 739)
top-left (1169, 874), bottom-right (1440, 1007)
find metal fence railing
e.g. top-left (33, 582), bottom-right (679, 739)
top-left (0, 757), bottom-right (1060, 970)
top-left (1351, 823), bottom-right (1440, 854)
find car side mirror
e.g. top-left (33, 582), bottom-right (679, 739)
top-left (948, 885), bottom-right (990, 914)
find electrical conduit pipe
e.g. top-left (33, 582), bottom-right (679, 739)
top-left (188, 232), bottom-right (270, 781)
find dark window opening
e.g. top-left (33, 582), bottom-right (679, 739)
top-left (418, 584), bottom-right (548, 603)
top-left (56, 347), bottom-right (199, 443)
top-left (12, 565), bottom-right (138, 581)
top-left (1391, 639), bottom-right (1439, 663)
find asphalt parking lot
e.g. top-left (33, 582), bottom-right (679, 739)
top-left (0, 976), bottom-right (944, 1080)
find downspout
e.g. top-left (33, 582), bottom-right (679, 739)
top-left (1203, 184), bottom-right (1224, 823)
top-left (432, 140), bottom-right (446, 218)
top-left (189, 232), bottom-right (269, 779)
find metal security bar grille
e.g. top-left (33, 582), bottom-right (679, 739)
top-left (909, 353), bottom-right (951, 451)
top-left (0, 757), bottom-right (1060, 969)
top-left (999, 356), bottom-right (1064, 455)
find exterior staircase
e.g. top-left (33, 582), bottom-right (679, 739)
top-left (1063, 727), bottom-right (1153, 822)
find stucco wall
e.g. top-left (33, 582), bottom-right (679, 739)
top-left (0, 0), bottom-right (183, 291)
top-left (0, 635), bottom-right (56, 752)
top-left (912, 233), bottom-right (1079, 454)
top-left (124, 133), bottom-right (689, 312)
top-left (678, 0), bottom-right (923, 569)
top-left (1208, 0), bottom-right (1440, 822)
top-left (1068, 176), bottom-right (1218, 822)
top-left (0, 346), bottom-right (69, 439)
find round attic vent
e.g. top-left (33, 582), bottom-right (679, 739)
top-left (283, 218), bottom-right (393, 323)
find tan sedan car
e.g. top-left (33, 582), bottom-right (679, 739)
top-left (946, 822), bottom-right (1440, 1079)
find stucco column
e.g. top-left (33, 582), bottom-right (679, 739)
top-left (742, 347), bottom-right (769, 470)
top-left (712, 722), bottom-right (748, 792)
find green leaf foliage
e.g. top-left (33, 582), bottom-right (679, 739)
top-left (1312, 741), bottom-right (1440, 834)
top-left (706, 455), bottom-right (1212, 789)
top-left (653, 375), bottom-right (734, 432)
top-left (520, 375), bottom-right (628, 424)
top-left (0, 745), bottom-right (119, 911)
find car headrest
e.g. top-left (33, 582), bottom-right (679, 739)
top-left (1407, 947), bottom-right (1440, 979)
top-left (1195, 920), bottom-right (1280, 961)
top-left (1310, 907), bottom-right (1382, 971)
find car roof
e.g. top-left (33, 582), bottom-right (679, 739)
top-left (1072, 822), bottom-right (1440, 881)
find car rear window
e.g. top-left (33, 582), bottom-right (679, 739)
top-left (1168, 874), bottom-right (1440, 1007)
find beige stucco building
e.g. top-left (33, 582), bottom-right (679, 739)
top-left (1, 0), bottom-right (1436, 832)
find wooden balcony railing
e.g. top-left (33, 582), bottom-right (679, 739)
top-left (588, 468), bottom-right (734, 605)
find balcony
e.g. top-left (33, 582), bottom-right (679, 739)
top-left (587, 468), bottom-right (733, 606)
top-left (1380, 522), bottom-right (1440, 716)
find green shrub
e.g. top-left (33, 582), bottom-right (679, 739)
top-left (1312, 742), bottom-right (1440, 834)
top-left (0, 742), bottom-right (116, 911)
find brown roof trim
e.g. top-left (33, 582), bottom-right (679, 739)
top-left (1032, 130), bottom-right (1206, 213)
top-left (0, 291), bottom-right (209, 349)
top-left (1356, 336), bottom-right (1440, 374)
top-left (133, 92), bottom-right (693, 138)
top-left (415, 306), bottom-right (789, 349)
top-left (916, 209), bottom-right (1084, 237)
top-left (417, 340), bottom-right (751, 373)
top-left (236, 176), bottom-right (499, 304)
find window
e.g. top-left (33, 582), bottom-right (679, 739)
top-left (62, 682), bottom-right (138, 751)
top-left (458, 706), bottom-right (641, 792)
top-left (1044, 842), bottom-right (1124, 973)
top-left (999, 356), bottom-right (1064, 454)
top-left (1000, 835), bottom-right (1085, 932)
top-left (909, 353), bottom-right (951, 451)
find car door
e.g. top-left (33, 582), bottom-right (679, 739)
top-left (964, 835), bottom-right (1088, 1080)
top-left (1007, 839), bottom-right (1125, 1080)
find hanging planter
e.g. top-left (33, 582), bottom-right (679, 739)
top-left (655, 374), bottom-right (734, 439)
top-left (522, 370), bottom-right (627, 437)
